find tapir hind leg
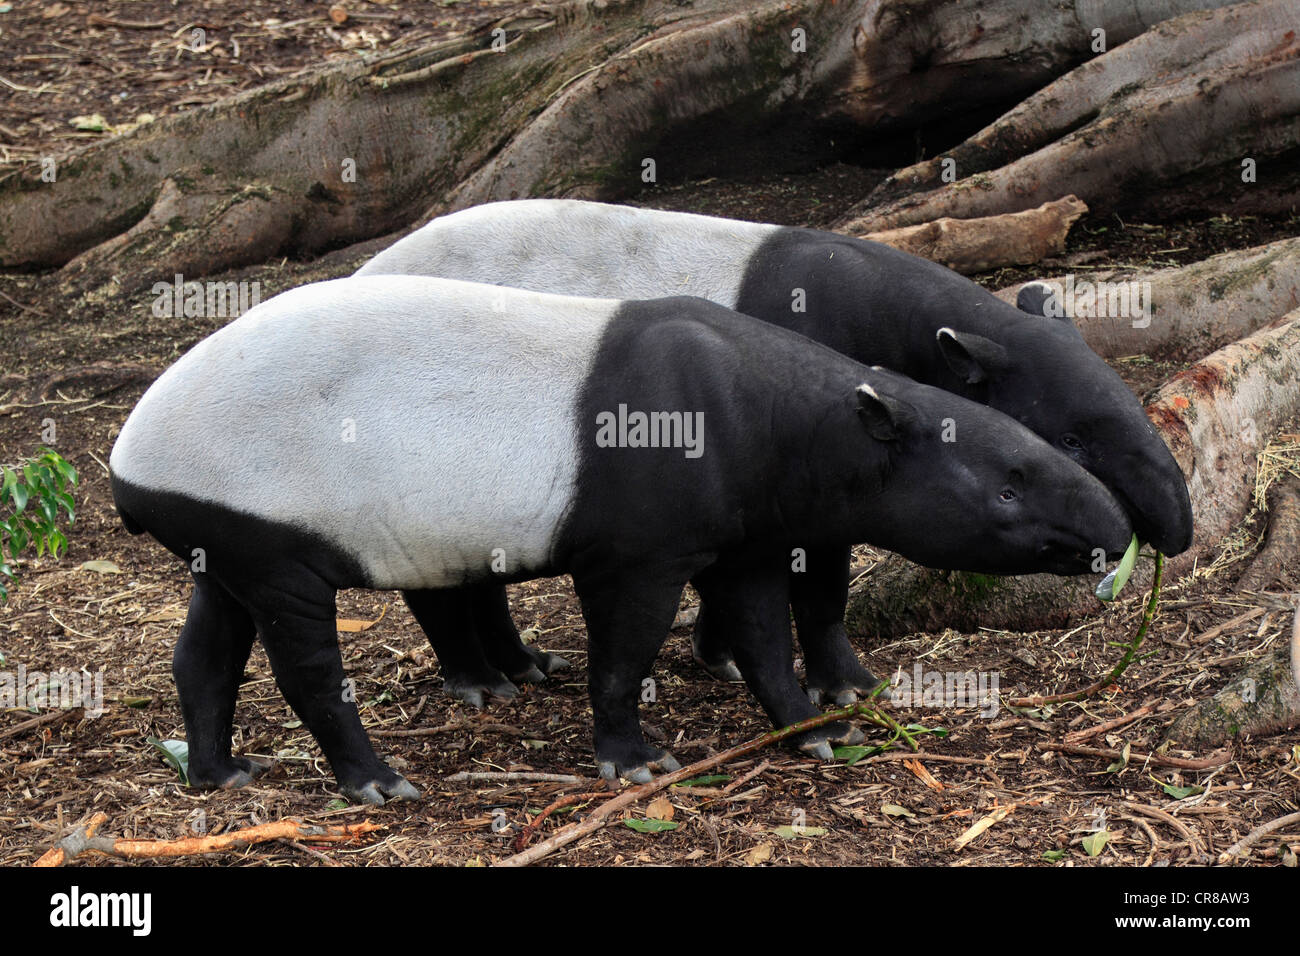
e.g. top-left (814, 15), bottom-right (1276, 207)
top-left (791, 544), bottom-right (884, 706)
top-left (572, 567), bottom-right (688, 783)
top-left (173, 574), bottom-right (261, 789)
top-left (693, 555), bottom-right (863, 758)
top-left (247, 584), bottom-right (418, 805)
top-left (403, 587), bottom-right (521, 708)
top-left (470, 584), bottom-right (570, 683)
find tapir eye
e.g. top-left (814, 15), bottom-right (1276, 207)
top-left (999, 487), bottom-right (1018, 503)
top-left (1061, 433), bottom-right (1084, 451)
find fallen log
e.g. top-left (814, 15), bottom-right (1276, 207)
top-left (996, 236), bottom-right (1300, 362)
top-left (857, 196), bottom-right (1087, 274)
top-left (846, 308), bottom-right (1300, 640)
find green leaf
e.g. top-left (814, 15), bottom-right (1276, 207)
top-left (833, 744), bottom-right (888, 765)
top-left (1042, 849), bottom-right (1067, 862)
top-left (624, 819), bottom-right (678, 833)
top-left (325, 799), bottom-right (349, 811)
top-left (1081, 831), bottom-right (1110, 857)
top-left (881, 803), bottom-right (916, 818)
top-left (10, 482), bottom-right (27, 514)
top-left (772, 826), bottom-right (828, 839)
top-left (1096, 534), bottom-right (1140, 601)
top-left (1102, 741), bottom-right (1131, 774)
top-left (146, 737), bottom-right (190, 785)
top-left (672, 774), bottom-right (731, 787)
top-left (1151, 776), bottom-right (1204, 799)
top-left (122, 696), bottom-right (152, 708)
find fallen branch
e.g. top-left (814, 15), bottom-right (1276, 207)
top-left (1237, 478), bottom-right (1300, 592)
top-left (1063, 704), bottom-right (1157, 746)
top-left (1219, 810), bottom-right (1300, 863)
top-left (33, 816), bottom-right (383, 866)
top-left (445, 771), bottom-right (587, 784)
top-left (497, 700), bottom-right (907, 866)
top-left (1007, 553), bottom-right (1163, 708)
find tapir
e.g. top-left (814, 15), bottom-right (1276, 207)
top-left (111, 276), bottom-right (1132, 800)
top-left (358, 199), bottom-right (1192, 703)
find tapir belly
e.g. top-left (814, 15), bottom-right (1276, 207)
top-left (109, 277), bottom-right (613, 589)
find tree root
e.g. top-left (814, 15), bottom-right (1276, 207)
top-left (858, 195), bottom-right (1087, 274)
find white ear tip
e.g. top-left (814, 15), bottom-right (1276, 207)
top-left (936, 327), bottom-right (955, 341)
top-left (857, 383), bottom-right (880, 400)
top-left (869, 364), bottom-right (885, 371)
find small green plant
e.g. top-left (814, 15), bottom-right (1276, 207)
top-left (0, 448), bottom-right (78, 602)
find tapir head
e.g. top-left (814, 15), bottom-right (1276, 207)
top-left (855, 376), bottom-right (1134, 576)
top-left (933, 288), bottom-right (1192, 556)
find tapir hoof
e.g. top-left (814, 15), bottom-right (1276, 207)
top-left (691, 653), bottom-right (744, 683)
top-left (795, 722), bottom-right (864, 761)
top-left (806, 669), bottom-right (886, 708)
top-left (442, 672), bottom-right (520, 709)
top-left (523, 647), bottom-right (570, 676)
top-left (596, 750), bottom-right (681, 784)
top-left (189, 756), bottom-right (269, 791)
top-left (341, 772), bottom-right (421, 805)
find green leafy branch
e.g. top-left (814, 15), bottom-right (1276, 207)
top-left (1, 448), bottom-right (79, 602)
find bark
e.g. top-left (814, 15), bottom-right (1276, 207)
top-left (0, 0), bottom-right (1244, 291)
top-left (995, 236), bottom-right (1300, 362)
top-left (846, 308), bottom-right (1300, 640)
top-left (858, 195), bottom-right (1087, 274)
top-left (837, 1), bottom-right (1300, 233)
top-left (1236, 478), bottom-right (1300, 593)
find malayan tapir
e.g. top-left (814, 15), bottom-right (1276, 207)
top-left (110, 275), bottom-right (1133, 800)
top-left (357, 199), bottom-right (1193, 704)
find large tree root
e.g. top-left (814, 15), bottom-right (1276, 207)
top-left (995, 235), bottom-right (1300, 362)
top-left (858, 195), bottom-right (1087, 274)
top-left (837, 0), bottom-right (1300, 233)
top-left (0, 1), bottom-right (1247, 288)
top-left (847, 308), bottom-right (1300, 640)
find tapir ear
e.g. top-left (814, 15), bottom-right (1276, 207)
top-left (855, 384), bottom-right (909, 442)
top-left (936, 328), bottom-right (1009, 386)
top-left (1016, 281), bottom-right (1071, 323)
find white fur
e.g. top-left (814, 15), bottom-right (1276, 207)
top-left (356, 199), bottom-right (779, 306)
top-left (110, 276), bottom-right (616, 588)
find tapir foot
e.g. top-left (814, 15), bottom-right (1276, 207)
top-left (806, 665), bottom-right (886, 708)
top-left (339, 767), bottom-right (421, 806)
top-left (442, 671), bottom-right (521, 709)
top-left (690, 636), bottom-right (743, 683)
top-left (596, 745), bottom-right (681, 785)
top-left (504, 646), bottom-right (570, 686)
top-left (189, 755), bottom-right (269, 791)
top-left (794, 722), bottom-right (865, 761)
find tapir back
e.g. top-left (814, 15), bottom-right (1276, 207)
top-left (357, 200), bottom-right (776, 306)
top-left (110, 276), bottom-right (616, 589)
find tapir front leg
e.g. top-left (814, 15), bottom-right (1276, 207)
top-left (791, 544), bottom-right (884, 705)
top-left (572, 567), bottom-right (687, 783)
top-left (694, 555), bottom-right (864, 758)
top-left (404, 587), bottom-right (521, 708)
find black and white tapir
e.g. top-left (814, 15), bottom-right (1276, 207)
top-left (111, 276), bottom-right (1133, 799)
top-left (358, 199), bottom-right (1193, 704)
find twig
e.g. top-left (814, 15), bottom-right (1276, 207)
top-left (1041, 741), bottom-right (1229, 770)
top-left (1009, 553), bottom-right (1164, 707)
top-left (33, 817), bottom-right (383, 866)
top-left (498, 702), bottom-right (897, 866)
top-left (374, 720), bottom-right (525, 738)
top-left (445, 771), bottom-right (586, 784)
top-left (1219, 810), bottom-right (1300, 863)
top-left (0, 707), bottom-right (82, 741)
top-left (1123, 802), bottom-right (1203, 854)
top-left (513, 792), bottom-right (608, 852)
top-left (1064, 704), bottom-right (1156, 745)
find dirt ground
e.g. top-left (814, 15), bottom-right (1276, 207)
top-left (1, 1), bottom-right (1298, 867)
